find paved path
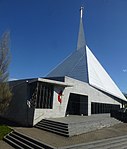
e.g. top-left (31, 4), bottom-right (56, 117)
top-left (2, 114), bottom-right (127, 148)
top-left (14, 123), bottom-right (127, 148)
top-left (0, 140), bottom-right (14, 149)
top-left (62, 134), bottom-right (127, 149)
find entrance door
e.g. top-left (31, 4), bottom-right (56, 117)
top-left (66, 93), bottom-right (88, 115)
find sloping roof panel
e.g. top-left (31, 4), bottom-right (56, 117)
top-left (86, 46), bottom-right (126, 101)
top-left (47, 47), bottom-right (88, 82)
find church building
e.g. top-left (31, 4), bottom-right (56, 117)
top-left (3, 7), bottom-right (127, 126)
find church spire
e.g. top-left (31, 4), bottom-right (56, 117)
top-left (80, 6), bottom-right (83, 19)
top-left (77, 6), bottom-right (86, 50)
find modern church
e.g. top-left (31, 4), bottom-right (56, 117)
top-left (3, 8), bottom-right (127, 126)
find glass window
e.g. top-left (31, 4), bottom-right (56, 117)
top-left (30, 82), bottom-right (54, 109)
top-left (91, 102), bottom-right (120, 114)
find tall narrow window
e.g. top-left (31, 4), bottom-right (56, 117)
top-left (30, 82), bottom-right (54, 109)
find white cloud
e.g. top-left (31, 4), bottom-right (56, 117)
top-left (123, 69), bottom-right (127, 72)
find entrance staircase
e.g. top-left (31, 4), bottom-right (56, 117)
top-left (3, 131), bottom-right (54, 149)
top-left (35, 119), bottom-right (69, 137)
top-left (35, 114), bottom-right (122, 137)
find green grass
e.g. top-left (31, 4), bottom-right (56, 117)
top-left (0, 125), bottom-right (12, 140)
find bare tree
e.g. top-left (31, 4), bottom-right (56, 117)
top-left (0, 32), bottom-right (12, 113)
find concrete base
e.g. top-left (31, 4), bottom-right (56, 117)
top-left (47, 114), bottom-right (122, 136)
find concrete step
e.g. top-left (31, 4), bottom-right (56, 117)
top-left (35, 119), bottom-right (69, 137)
top-left (3, 136), bottom-right (23, 149)
top-left (39, 121), bottom-right (68, 130)
top-left (13, 131), bottom-right (52, 148)
top-left (4, 131), bottom-right (55, 149)
top-left (10, 133), bottom-right (42, 149)
top-left (62, 135), bottom-right (127, 149)
top-left (35, 114), bottom-right (122, 138)
top-left (93, 137), bottom-right (127, 149)
top-left (36, 123), bottom-right (69, 134)
top-left (42, 119), bottom-right (68, 127)
top-left (6, 134), bottom-right (33, 149)
top-left (109, 141), bottom-right (127, 149)
top-left (35, 125), bottom-right (69, 137)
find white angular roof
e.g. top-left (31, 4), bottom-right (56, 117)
top-left (86, 46), bottom-right (126, 100)
top-left (47, 8), bottom-right (126, 101)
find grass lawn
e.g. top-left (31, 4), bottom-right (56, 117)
top-left (0, 125), bottom-right (12, 140)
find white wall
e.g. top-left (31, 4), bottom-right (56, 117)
top-left (33, 76), bottom-right (122, 125)
top-left (33, 85), bottom-right (66, 124)
top-left (65, 77), bottom-right (121, 115)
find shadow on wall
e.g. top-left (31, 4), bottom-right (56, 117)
top-left (0, 116), bottom-right (22, 127)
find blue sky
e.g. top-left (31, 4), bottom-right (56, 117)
top-left (0, 0), bottom-right (127, 92)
